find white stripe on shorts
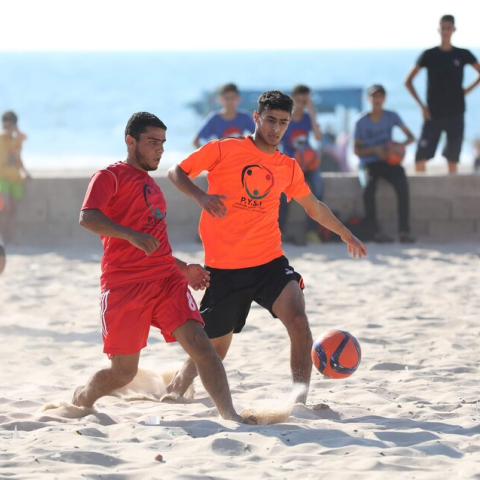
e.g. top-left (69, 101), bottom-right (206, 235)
top-left (100, 290), bottom-right (110, 338)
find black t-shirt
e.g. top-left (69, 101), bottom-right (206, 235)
top-left (417, 46), bottom-right (477, 119)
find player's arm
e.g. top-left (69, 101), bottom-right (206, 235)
top-left (354, 139), bottom-right (387, 160)
top-left (398, 124), bottom-right (416, 147)
top-left (464, 62), bottom-right (480, 95)
top-left (174, 257), bottom-right (210, 291)
top-left (294, 193), bottom-right (367, 258)
top-left (307, 96), bottom-right (322, 141)
top-left (306, 96), bottom-right (322, 141)
top-left (14, 151), bottom-right (31, 179)
top-left (79, 209), bottom-right (160, 255)
top-left (192, 135), bottom-right (202, 149)
top-left (167, 164), bottom-right (228, 218)
top-left (405, 65), bottom-right (431, 119)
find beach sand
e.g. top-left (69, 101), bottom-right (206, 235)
top-left (1, 241), bottom-right (480, 479)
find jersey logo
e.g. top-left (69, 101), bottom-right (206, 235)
top-left (285, 268), bottom-right (294, 275)
top-left (241, 164), bottom-right (274, 200)
top-left (453, 59), bottom-right (461, 67)
top-left (143, 184), bottom-right (166, 220)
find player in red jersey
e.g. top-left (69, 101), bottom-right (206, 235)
top-left (72, 112), bottom-right (255, 423)
top-left (166, 91), bottom-right (367, 404)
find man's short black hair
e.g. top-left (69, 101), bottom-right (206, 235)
top-left (291, 84), bottom-right (311, 96)
top-left (218, 83), bottom-right (239, 96)
top-left (440, 14), bottom-right (455, 25)
top-left (2, 110), bottom-right (18, 125)
top-left (125, 112), bottom-right (167, 140)
top-left (257, 90), bottom-right (294, 115)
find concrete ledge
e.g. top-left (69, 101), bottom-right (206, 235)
top-left (12, 172), bottom-right (480, 246)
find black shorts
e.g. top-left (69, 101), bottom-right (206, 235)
top-left (200, 256), bottom-right (304, 338)
top-left (415, 114), bottom-right (464, 163)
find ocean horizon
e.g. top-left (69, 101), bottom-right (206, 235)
top-left (2, 49), bottom-right (480, 172)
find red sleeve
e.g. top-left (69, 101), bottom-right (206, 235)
top-left (81, 169), bottom-right (117, 212)
top-left (179, 140), bottom-right (222, 177)
top-left (284, 159), bottom-right (311, 202)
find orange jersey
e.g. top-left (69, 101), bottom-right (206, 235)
top-left (179, 136), bottom-right (311, 268)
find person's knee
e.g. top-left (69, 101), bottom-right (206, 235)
top-left (111, 361), bottom-right (138, 385)
top-left (286, 312), bottom-right (312, 340)
top-left (179, 323), bottom-right (215, 360)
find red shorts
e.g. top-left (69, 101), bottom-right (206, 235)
top-left (100, 271), bottom-right (204, 357)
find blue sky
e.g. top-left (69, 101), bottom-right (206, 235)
top-left (2, 0), bottom-right (479, 51)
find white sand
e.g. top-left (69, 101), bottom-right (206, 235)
top-left (1, 241), bottom-right (480, 479)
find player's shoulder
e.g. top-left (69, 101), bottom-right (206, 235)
top-left (383, 109), bottom-right (400, 118)
top-left (354, 111), bottom-right (370, 125)
top-left (91, 161), bottom-right (126, 182)
top-left (204, 110), bottom-right (223, 122)
top-left (102, 161), bottom-right (127, 176)
top-left (236, 109), bottom-right (253, 118)
top-left (217, 135), bottom-right (251, 147)
top-left (453, 46), bottom-right (475, 57)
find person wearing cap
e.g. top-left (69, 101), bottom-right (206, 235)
top-left (405, 14), bottom-right (480, 174)
top-left (354, 85), bottom-right (416, 243)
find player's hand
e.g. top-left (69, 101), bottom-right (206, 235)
top-left (388, 142), bottom-right (404, 156)
top-left (376, 145), bottom-right (388, 161)
top-left (182, 263), bottom-right (211, 291)
top-left (421, 105), bottom-right (431, 120)
top-left (198, 193), bottom-right (228, 218)
top-left (129, 232), bottom-right (161, 256)
top-left (340, 230), bottom-right (367, 259)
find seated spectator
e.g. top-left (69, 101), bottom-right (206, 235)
top-left (354, 85), bottom-right (416, 243)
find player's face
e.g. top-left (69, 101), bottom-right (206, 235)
top-left (293, 94), bottom-right (308, 111)
top-left (439, 21), bottom-right (455, 41)
top-left (219, 92), bottom-right (241, 110)
top-left (131, 126), bottom-right (166, 172)
top-left (254, 108), bottom-right (291, 147)
top-left (369, 92), bottom-right (386, 110)
top-left (2, 120), bottom-right (15, 133)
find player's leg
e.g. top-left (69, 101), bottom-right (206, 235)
top-left (166, 332), bottom-right (233, 397)
top-left (443, 115), bottom-right (464, 175)
top-left (383, 165), bottom-right (414, 242)
top-left (73, 352), bottom-right (140, 407)
top-left (73, 283), bottom-right (154, 408)
top-left (166, 271), bottom-right (252, 398)
top-left (362, 162), bottom-right (385, 240)
top-left (172, 320), bottom-right (248, 422)
top-left (272, 280), bottom-right (312, 404)
top-left (415, 119), bottom-right (441, 173)
top-left (254, 257), bottom-right (311, 403)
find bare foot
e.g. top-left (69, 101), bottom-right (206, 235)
top-left (72, 386), bottom-right (92, 407)
top-left (160, 392), bottom-right (181, 403)
top-left (232, 412), bottom-right (258, 425)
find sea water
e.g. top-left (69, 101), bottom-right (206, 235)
top-left (1, 49), bottom-right (479, 172)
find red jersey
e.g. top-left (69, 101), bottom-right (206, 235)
top-left (179, 136), bottom-right (311, 269)
top-left (81, 161), bottom-right (178, 290)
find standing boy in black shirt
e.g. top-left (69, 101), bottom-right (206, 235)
top-left (405, 14), bottom-right (480, 174)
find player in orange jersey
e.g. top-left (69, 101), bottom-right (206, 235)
top-left (166, 91), bottom-right (367, 404)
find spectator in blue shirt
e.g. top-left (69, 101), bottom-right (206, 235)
top-left (279, 85), bottom-right (323, 243)
top-left (354, 85), bottom-right (416, 243)
top-left (193, 83), bottom-right (255, 148)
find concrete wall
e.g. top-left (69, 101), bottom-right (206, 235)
top-left (12, 173), bottom-right (480, 247)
